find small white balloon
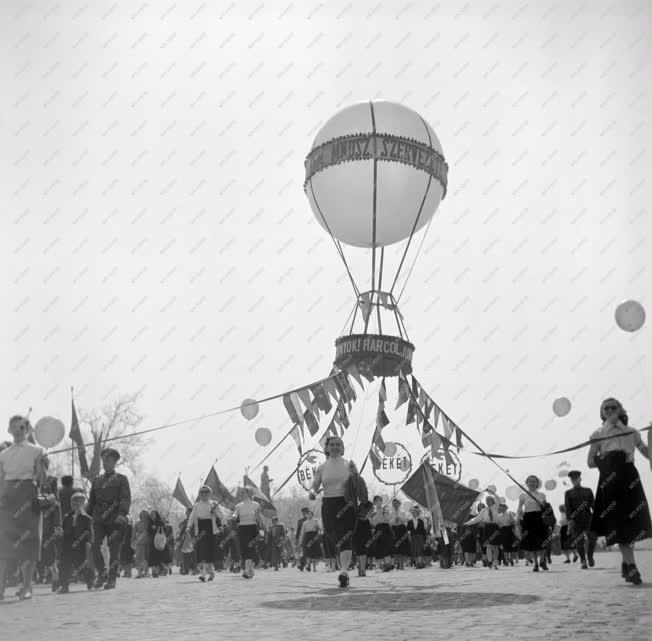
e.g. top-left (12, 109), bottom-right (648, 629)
top-left (254, 427), bottom-right (272, 446)
top-left (34, 417), bottom-right (66, 449)
top-left (505, 486), bottom-right (521, 501)
top-left (487, 484), bottom-right (497, 494)
top-left (468, 479), bottom-right (480, 490)
top-left (553, 397), bottom-right (572, 417)
top-left (615, 299), bottom-right (646, 333)
top-left (544, 479), bottom-right (557, 491)
top-left (558, 469), bottom-right (569, 478)
top-left (383, 442), bottom-right (397, 457)
top-left (241, 398), bottom-right (259, 420)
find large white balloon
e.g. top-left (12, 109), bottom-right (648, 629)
top-left (553, 397), bottom-right (572, 417)
top-left (305, 101), bottom-right (447, 248)
top-left (240, 399), bottom-right (259, 420)
top-left (615, 300), bottom-right (646, 332)
top-left (505, 486), bottom-right (521, 501)
top-left (34, 416), bottom-right (65, 449)
top-left (255, 428), bottom-right (272, 446)
top-left (383, 442), bottom-right (397, 457)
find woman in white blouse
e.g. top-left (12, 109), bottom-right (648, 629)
top-left (186, 485), bottom-right (222, 582)
top-left (517, 475), bottom-right (549, 572)
top-left (464, 495), bottom-right (501, 569)
top-left (0, 416), bottom-right (47, 600)
top-left (588, 398), bottom-right (650, 585)
top-left (234, 488), bottom-right (263, 579)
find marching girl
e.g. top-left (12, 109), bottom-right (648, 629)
top-left (496, 503), bottom-right (517, 566)
top-left (186, 486), bottom-right (222, 581)
top-left (464, 495), bottom-right (501, 569)
top-left (391, 510), bottom-right (410, 570)
top-left (517, 476), bottom-right (549, 572)
top-left (588, 398), bottom-right (650, 585)
top-left (352, 500), bottom-right (374, 576)
top-left (458, 521), bottom-right (478, 567)
top-left (300, 510), bottom-right (322, 572)
top-left (407, 506), bottom-right (427, 568)
top-left (371, 495), bottom-right (394, 571)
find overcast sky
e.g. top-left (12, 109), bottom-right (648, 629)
top-left (2, 0), bottom-right (651, 510)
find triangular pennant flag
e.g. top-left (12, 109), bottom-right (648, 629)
top-left (378, 292), bottom-right (390, 308)
top-left (455, 426), bottom-right (463, 449)
top-left (379, 379), bottom-right (387, 402)
top-left (377, 409), bottom-right (390, 429)
top-left (395, 377), bottom-right (410, 410)
top-left (422, 419), bottom-right (433, 434)
top-left (289, 392), bottom-right (304, 425)
top-left (418, 386), bottom-right (427, 409)
top-left (369, 446), bottom-right (382, 470)
top-left (360, 368), bottom-right (375, 384)
top-left (173, 477), bottom-right (193, 509)
top-left (336, 371), bottom-right (356, 403)
top-left (323, 377), bottom-right (340, 402)
top-left (423, 398), bottom-right (433, 421)
top-left (421, 430), bottom-right (433, 448)
top-left (204, 467), bottom-right (236, 510)
top-left (443, 415), bottom-right (454, 439)
top-left (337, 400), bottom-right (350, 429)
top-left (432, 404), bottom-right (441, 429)
top-left (310, 383), bottom-right (332, 414)
top-left (69, 397), bottom-right (90, 478)
top-left (372, 428), bottom-right (385, 453)
top-left (346, 364), bottom-right (364, 389)
top-left (297, 387), bottom-right (312, 411)
top-left (283, 394), bottom-right (302, 426)
top-left (430, 431), bottom-right (442, 452)
top-left (303, 408), bottom-right (320, 436)
top-left (310, 398), bottom-right (321, 420)
top-left (442, 447), bottom-right (455, 468)
top-left (290, 424), bottom-right (302, 454)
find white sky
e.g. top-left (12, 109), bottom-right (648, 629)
top-left (2, 0), bottom-right (651, 511)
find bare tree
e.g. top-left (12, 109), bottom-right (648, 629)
top-left (78, 393), bottom-right (147, 481)
top-left (131, 475), bottom-right (185, 527)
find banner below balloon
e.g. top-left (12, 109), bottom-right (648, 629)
top-left (34, 416), bottom-right (65, 449)
top-left (255, 427), bottom-right (272, 446)
top-left (615, 300), bottom-right (646, 333)
top-left (468, 479), bottom-right (479, 490)
top-left (241, 399), bottom-right (259, 420)
top-left (544, 479), bottom-right (557, 491)
top-left (383, 442), bottom-right (397, 457)
top-left (552, 397), bottom-right (571, 417)
top-left (505, 485), bottom-right (521, 501)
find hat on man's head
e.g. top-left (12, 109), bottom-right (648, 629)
top-left (568, 470), bottom-right (582, 479)
top-left (101, 448), bottom-right (120, 460)
top-left (61, 475), bottom-right (73, 486)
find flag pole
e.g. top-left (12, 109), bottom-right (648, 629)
top-left (71, 386), bottom-right (75, 479)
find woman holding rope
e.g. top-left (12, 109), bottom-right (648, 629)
top-left (309, 436), bottom-right (367, 588)
top-left (588, 398), bottom-right (650, 585)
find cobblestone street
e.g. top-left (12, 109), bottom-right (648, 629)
top-left (1, 551), bottom-right (650, 641)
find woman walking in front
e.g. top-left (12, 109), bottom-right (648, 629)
top-left (0, 416), bottom-right (47, 600)
top-left (517, 475), bottom-right (549, 572)
top-left (300, 510), bottom-right (322, 572)
top-left (310, 436), bottom-right (366, 588)
top-left (187, 486), bottom-right (222, 581)
top-left (234, 488), bottom-right (262, 579)
top-left (588, 398), bottom-right (650, 584)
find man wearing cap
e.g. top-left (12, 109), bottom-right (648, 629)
top-left (564, 470), bottom-right (596, 569)
top-left (86, 448), bottom-right (131, 589)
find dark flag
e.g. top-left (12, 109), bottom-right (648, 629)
top-left (69, 398), bottom-right (90, 478)
top-left (172, 476), bottom-right (192, 509)
top-left (204, 466), bottom-right (236, 510)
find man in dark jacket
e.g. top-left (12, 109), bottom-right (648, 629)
top-left (564, 470), bottom-right (596, 569)
top-left (86, 448), bottom-right (131, 590)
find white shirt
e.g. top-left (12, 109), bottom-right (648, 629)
top-left (520, 491), bottom-right (546, 513)
top-left (315, 457), bottom-right (350, 498)
top-left (465, 506), bottom-right (500, 525)
top-left (0, 440), bottom-right (45, 481)
top-left (495, 511), bottom-right (514, 527)
top-left (591, 421), bottom-right (643, 463)
top-left (187, 499), bottom-right (223, 535)
top-left (234, 499), bottom-right (260, 526)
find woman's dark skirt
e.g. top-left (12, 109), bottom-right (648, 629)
top-left (353, 519), bottom-right (374, 556)
top-left (520, 511), bottom-right (547, 551)
top-left (321, 496), bottom-right (356, 552)
top-left (499, 525), bottom-right (518, 552)
top-left (322, 530), bottom-right (335, 558)
top-left (302, 530), bottom-right (322, 559)
top-left (481, 522), bottom-right (501, 547)
top-left (559, 525), bottom-right (571, 551)
top-left (195, 519), bottom-right (216, 563)
top-left (410, 534), bottom-right (425, 557)
top-left (459, 525), bottom-right (477, 554)
top-left (237, 524), bottom-right (259, 561)
top-left (0, 480), bottom-right (41, 562)
top-left (391, 523), bottom-right (411, 556)
top-left (591, 451), bottom-right (651, 545)
top-left (373, 522), bottom-right (394, 558)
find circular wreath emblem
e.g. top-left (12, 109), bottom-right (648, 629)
top-left (421, 447), bottom-right (462, 482)
top-left (295, 449), bottom-right (326, 492)
top-left (373, 442), bottom-right (412, 486)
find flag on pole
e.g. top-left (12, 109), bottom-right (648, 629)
top-left (69, 398), bottom-right (90, 478)
top-left (243, 474), bottom-right (275, 512)
top-left (203, 466), bottom-right (236, 510)
top-left (172, 477), bottom-right (192, 509)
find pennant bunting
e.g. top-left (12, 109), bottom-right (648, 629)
top-left (283, 394), bottom-right (302, 426)
top-left (377, 409), bottom-right (390, 429)
top-left (379, 378), bottom-right (387, 403)
top-left (369, 446), bottom-right (382, 470)
top-left (323, 378), bottom-right (340, 402)
top-left (337, 400), bottom-right (350, 429)
top-left (303, 408), bottom-right (320, 436)
top-left (297, 387), bottom-right (312, 412)
top-left (418, 386), bottom-right (427, 409)
top-left (395, 376), bottom-right (410, 410)
top-left (455, 426), bottom-right (464, 449)
top-left (443, 415), bottom-right (455, 439)
top-left (289, 392), bottom-right (304, 425)
top-left (290, 425), bottom-right (302, 454)
top-left (372, 428), bottom-right (386, 453)
top-left (432, 403), bottom-right (441, 429)
top-left (310, 383), bottom-right (332, 414)
top-left (360, 368), bottom-right (375, 384)
top-left (406, 394), bottom-right (418, 425)
top-left (346, 364), bottom-right (364, 389)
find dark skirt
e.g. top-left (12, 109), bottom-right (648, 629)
top-left (481, 522), bottom-right (501, 547)
top-left (238, 524), bottom-right (259, 561)
top-left (322, 530), bottom-right (336, 558)
top-left (0, 480), bottom-right (41, 562)
top-left (321, 496), bottom-right (356, 552)
top-left (559, 525), bottom-right (571, 551)
top-left (499, 526), bottom-right (518, 552)
top-left (195, 519), bottom-right (215, 563)
top-left (353, 519), bottom-right (374, 556)
top-left (302, 530), bottom-right (322, 559)
top-left (391, 523), bottom-right (411, 556)
top-left (459, 525), bottom-right (477, 553)
top-left (410, 534), bottom-right (425, 557)
top-left (373, 522), bottom-right (394, 558)
top-left (591, 452), bottom-right (651, 545)
top-left (520, 511), bottom-right (547, 551)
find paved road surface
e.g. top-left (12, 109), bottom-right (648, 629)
top-left (1, 551), bottom-right (651, 641)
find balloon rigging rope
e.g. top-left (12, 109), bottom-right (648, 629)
top-left (366, 100), bottom-right (379, 335)
top-left (389, 115), bottom-right (435, 299)
top-left (395, 212), bottom-right (435, 306)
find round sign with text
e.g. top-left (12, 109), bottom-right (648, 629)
top-left (373, 442), bottom-right (412, 486)
top-left (296, 449), bottom-right (327, 492)
top-left (421, 448), bottom-right (462, 482)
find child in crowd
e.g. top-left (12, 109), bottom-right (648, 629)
top-left (57, 493), bottom-right (94, 593)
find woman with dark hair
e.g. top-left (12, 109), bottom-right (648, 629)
top-left (0, 416), bottom-right (47, 600)
top-left (588, 398), bottom-right (650, 585)
top-left (310, 435), bottom-right (367, 588)
top-left (187, 485), bottom-right (221, 581)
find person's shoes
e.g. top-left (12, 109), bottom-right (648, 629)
top-left (532, 564), bottom-right (539, 572)
top-left (208, 574), bottom-right (214, 582)
top-left (51, 579), bottom-right (59, 592)
top-left (624, 565), bottom-right (642, 585)
top-left (540, 562), bottom-right (549, 571)
top-left (56, 585), bottom-right (70, 594)
top-left (621, 562), bottom-right (628, 578)
top-left (103, 580), bottom-right (116, 590)
top-left (94, 577), bottom-right (105, 589)
top-left (563, 559), bottom-right (571, 564)
top-left (581, 561), bottom-right (588, 569)
top-left (338, 572), bottom-right (349, 588)
top-left (20, 589), bottom-right (32, 600)
top-left (588, 556), bottom-right (595, 567)
top-left (86, 582), bottom-right (94, 590)
top-left (572, 555), bottom-right (578, 563)
top-left (198, 575), bottom-right (206, 582)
